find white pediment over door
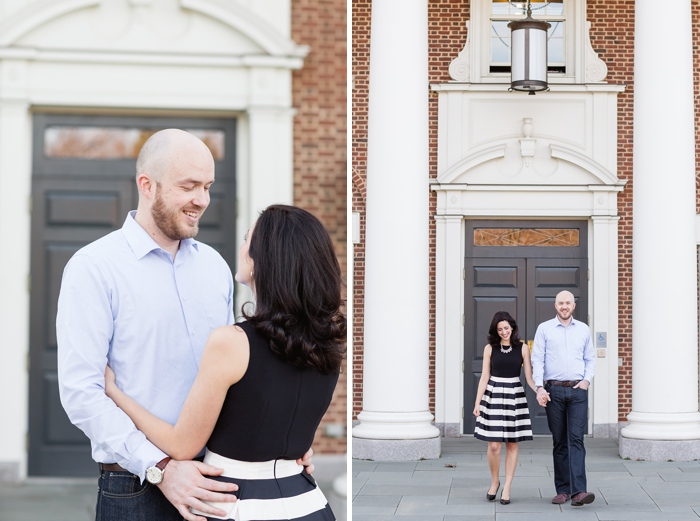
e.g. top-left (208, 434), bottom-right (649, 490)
top-left (440, 139), bottom-right (620, 188)
top-left (0, 0), bottom-right (307, 59)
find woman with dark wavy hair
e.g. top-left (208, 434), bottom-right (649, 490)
top-left (473, 311), bottom-right (536, 505)
top-left (105, 204), bottom-right (345, 521)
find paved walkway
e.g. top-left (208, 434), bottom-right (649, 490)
top-left (0, 457), bottom-right (346, 521)
top-left (352, 436), bottom-right (700, 521)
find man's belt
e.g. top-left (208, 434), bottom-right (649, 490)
top-left (98, 462), bottom-right (129, 472)
top-left (545, 380), bottom-right (581, 387)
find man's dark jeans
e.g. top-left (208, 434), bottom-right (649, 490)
top-left (96, 469), bottom-right (181, 521)
top-left (544, 383), bottom-right (588, 496)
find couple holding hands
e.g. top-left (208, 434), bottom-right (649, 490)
top-left (473, 291), bottom-right (596, 507)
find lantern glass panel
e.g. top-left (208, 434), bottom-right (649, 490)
top-left (528, 29), bottom-right (548, 81)
top-left (510, 29), bottom-right (526, 80)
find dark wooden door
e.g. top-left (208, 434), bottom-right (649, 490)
top-left (28, 114), bottom-right (236, 476)
top-left (464, 221), bottom-right (588, 435)
top-left (464, 257), bottom-right (527, 434)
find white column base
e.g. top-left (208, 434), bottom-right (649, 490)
top-left (435, 423), bottom-right (462, 438)
top-left (352, 411), bottom-right (441, 461)
top-left (352, 436), bottom-right (441, 461)
top-left (619, 437), bottom-right (700, 462)
top-left (621, 411), bottom-right (700, 440)
top-left (0, 462), bottom-right (20, 484)
top-left (353, 411), bottom-right (441, 440)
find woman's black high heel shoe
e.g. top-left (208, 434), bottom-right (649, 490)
top-left (500, 492), bottom-right (510, 505)
top-left (486, 481), bottom-right (500, 501)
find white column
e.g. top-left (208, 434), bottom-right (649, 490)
top-left (352, 0), bottom-right (440, 460)
top-left (234, 107), bottom-right (295, 313)
top-left (620, 0), bottom-right (700, 459)
top-left (0, 94), bottom-right (31, 482)
top-left (591, 214), bottom-right (619, 438)
top-left (247, 106), bottom-right (295, 213)
top-left (434, 212), bottom-right (464, 437)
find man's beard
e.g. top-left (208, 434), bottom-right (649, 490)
top-left (151, 192), bottom-right (202, 241)
top-left (557, 309), bottom-right (572, 321)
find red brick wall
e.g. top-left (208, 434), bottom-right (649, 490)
top-left (351, 173), bottom-right (366, 419)
top-left (352, 1), bottom-right (666, 423)
top-left (292, 0), bottom-right (347, 452)
top-left (427, 1), bottom-right (476, 416)
top-left (351, 1), bottom-right (369, 419)
top-left (586, 0), bottom-right (635, 420)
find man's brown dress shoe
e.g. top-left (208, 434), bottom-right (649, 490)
top-left (571, 491), bottom-right (595, 506)
top-left (551, 493), bottom-right (571, 504)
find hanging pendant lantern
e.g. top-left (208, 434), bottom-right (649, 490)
top-left (508, 2), bottom-right (550, 94)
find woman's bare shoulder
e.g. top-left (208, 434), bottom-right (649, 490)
top-left (207, 325), bottom-right (250, 357)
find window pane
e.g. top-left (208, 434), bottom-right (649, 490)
top-left (44, 127), bottom-right (225, 160)
top-left (491, 0), bottom-right (563, 16)
top-left (540, 1), bottom-right (564, 15)
top-left (492, 2), bottom-right (517, 15)
top-left (548, 22), bottom-right (565, 64)
top-left (474, 228), bottom-right (580, 247)
top-left (491, 21), bottom-right (511, 63)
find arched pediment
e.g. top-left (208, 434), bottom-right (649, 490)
top-left (0, 0), bottom-right (307, 59)
top-left (437, 139), bottom-right (623, 188)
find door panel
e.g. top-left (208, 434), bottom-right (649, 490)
top-left (527, 258), bottom-right (587, 335)
top-left (29, 179), bottom-right (135, 476)
top-left (525, 257), bottom-right (588, 432)
top-left (28, 114), bottom-right (236, 476)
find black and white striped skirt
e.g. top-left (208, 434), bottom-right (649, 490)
top-left (193, 449), bottom-right (335, 521)
top-left (474, 376), bottom-right (533, 442)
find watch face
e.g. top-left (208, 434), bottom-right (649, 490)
top-left (146, 466), bottom-right (163, 484)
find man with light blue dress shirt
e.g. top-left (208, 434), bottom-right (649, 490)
top-left (57, 129), bottom-right (312, 521)
top-left (531, 290), bottom-right (596, 508)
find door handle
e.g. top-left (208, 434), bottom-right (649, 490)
top-left (527, 340), bottom-right (534, 352)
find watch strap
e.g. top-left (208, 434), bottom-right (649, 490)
top-left (155, 457), bottom-right (171, 471)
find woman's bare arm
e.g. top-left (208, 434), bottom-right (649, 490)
top-left (472, 345), bottom-right (493, 416)
top-left (105, 325), bottom-right (249, 460)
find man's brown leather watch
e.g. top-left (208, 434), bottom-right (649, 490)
top-left (145, 457), bottom-right (171, 485)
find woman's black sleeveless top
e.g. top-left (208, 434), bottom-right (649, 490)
top-left (489, 342), bottom-right (524, 378)
top-left (206, 321), bottom-right (339, 461)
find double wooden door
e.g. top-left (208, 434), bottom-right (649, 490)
top-left (463, 221), bottom-right (588, 435)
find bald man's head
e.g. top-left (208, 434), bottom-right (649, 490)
top-left (135, 129), bottom-right (214, 185)
top-left (133, 129), bottom-right (216, 246)
top-left (554, 291), bottom-right (576, 324)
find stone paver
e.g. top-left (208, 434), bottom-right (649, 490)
top-left (352, 436), bottom-right (700, 520)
